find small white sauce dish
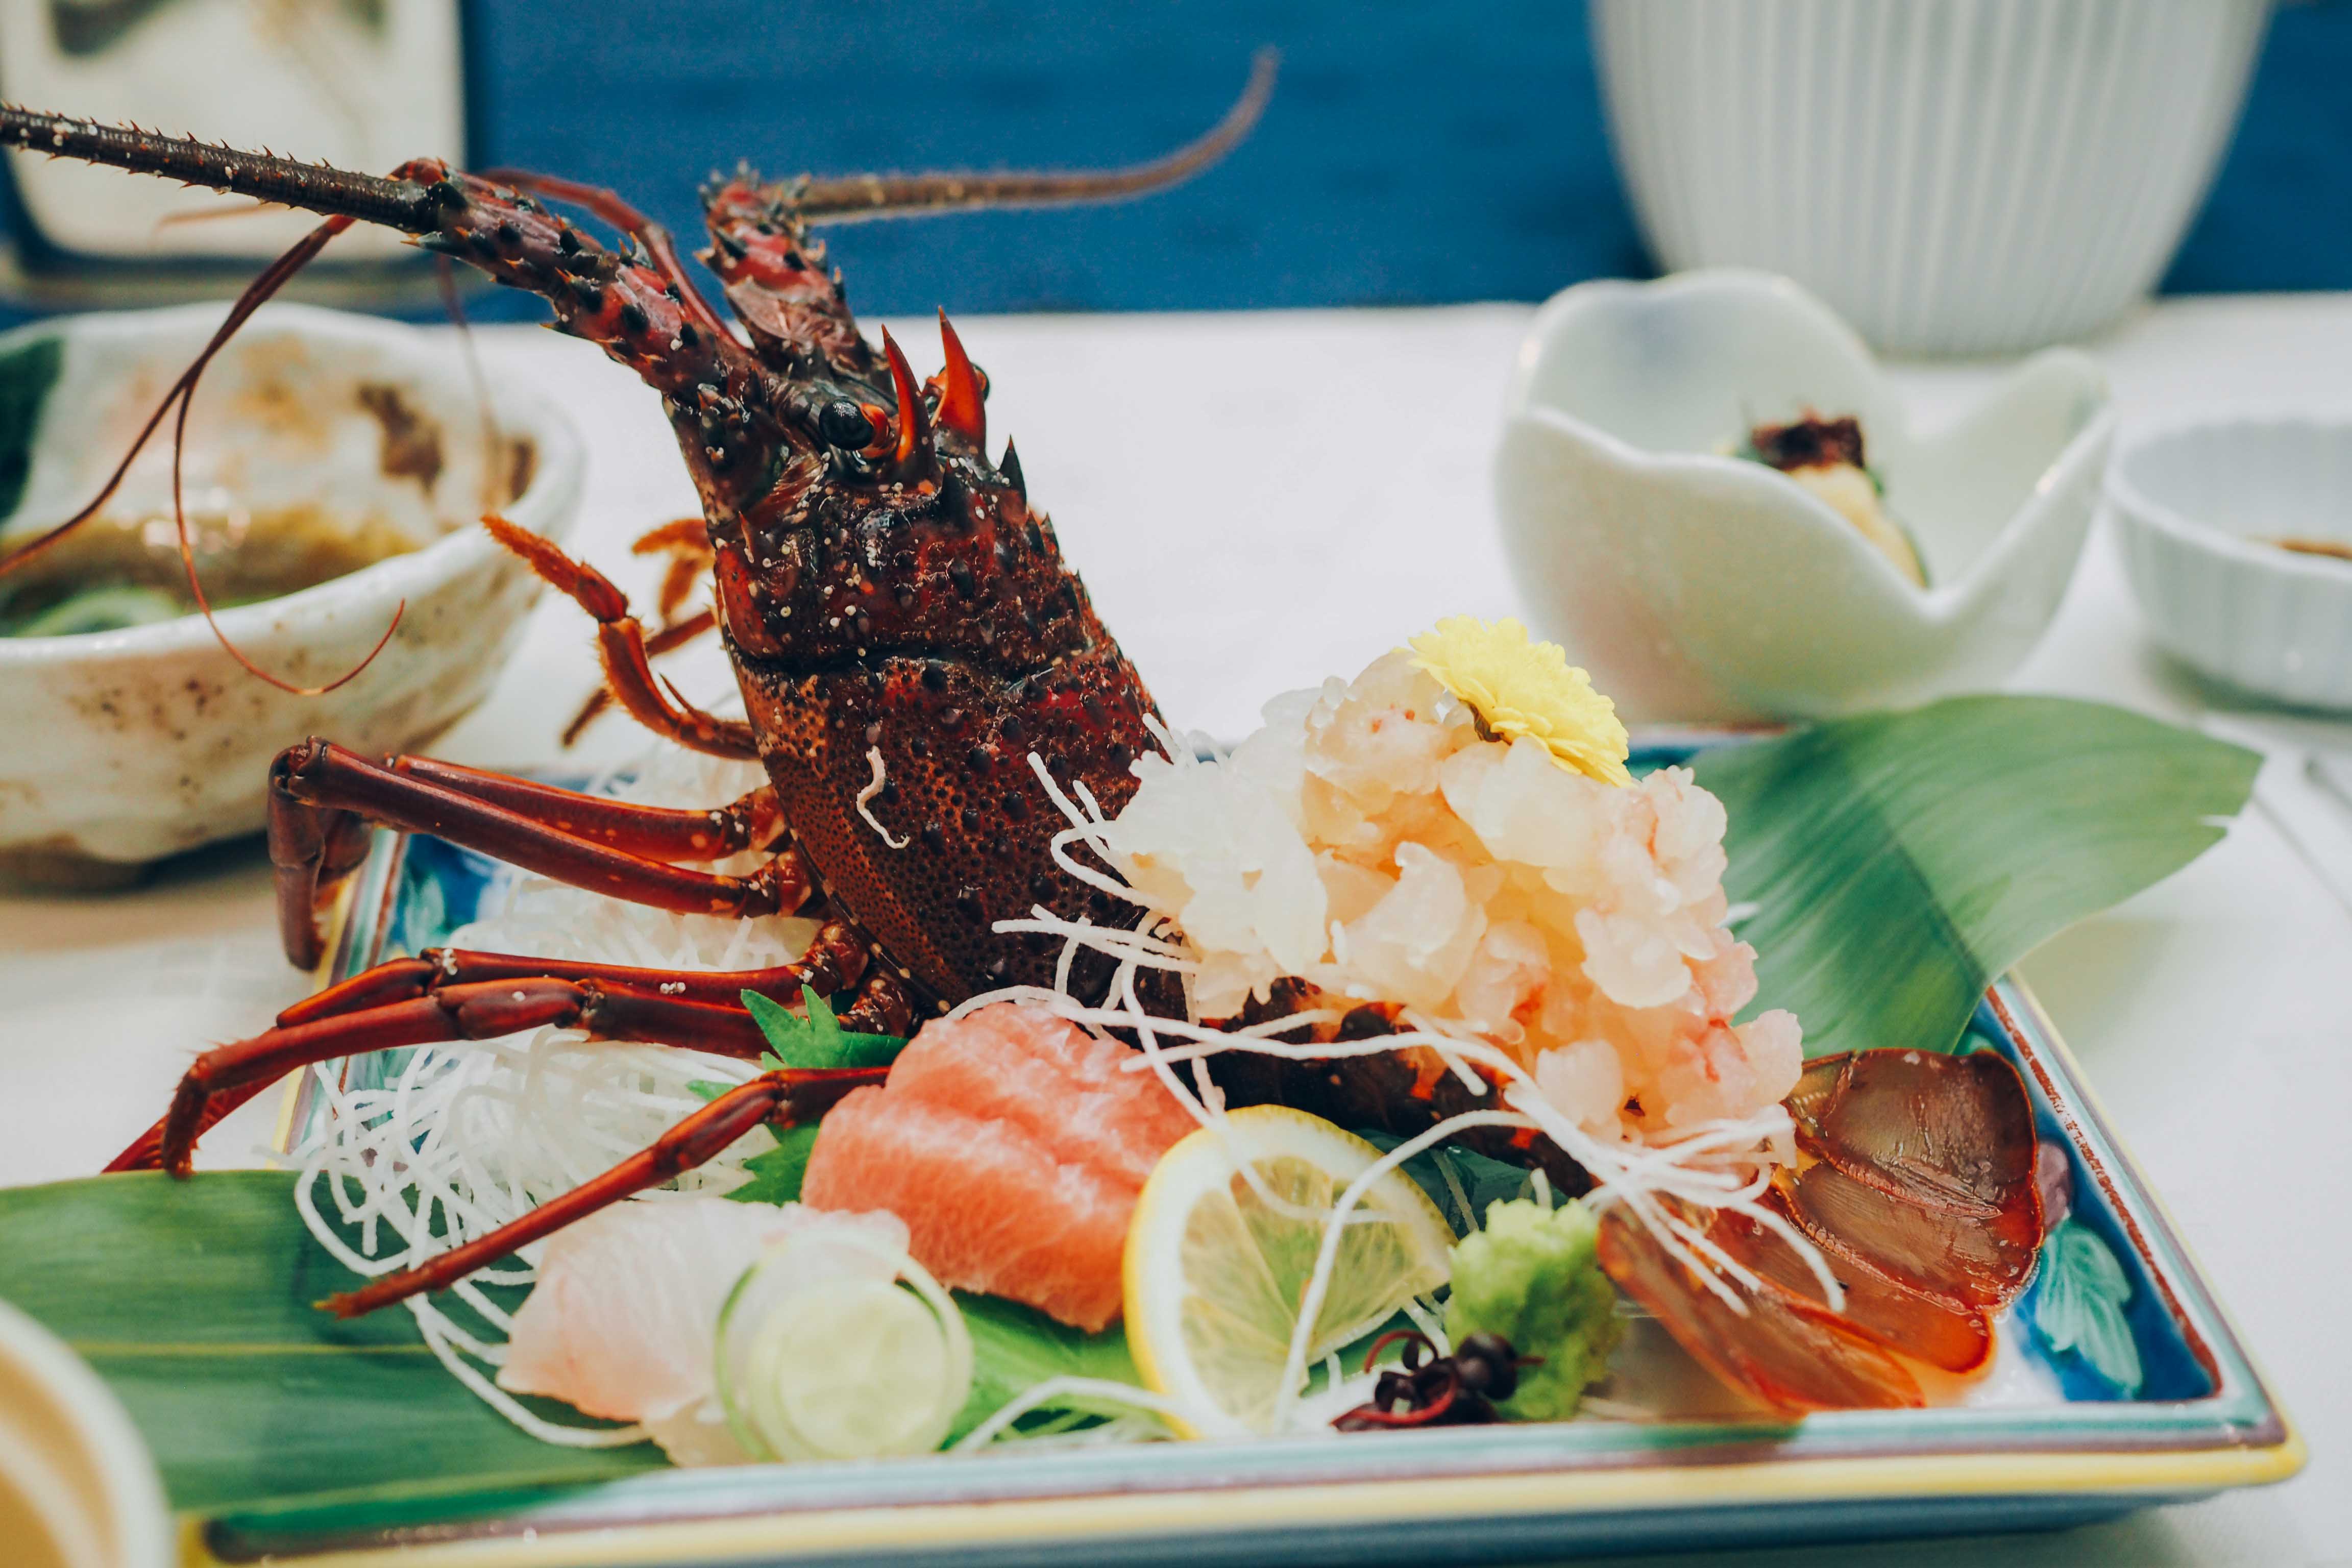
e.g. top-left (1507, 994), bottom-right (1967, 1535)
top-left (1494, 270), bottom-right (2113, 723)
top-left (2109, 414), bottom-right (2352, 710)
top-left (0, 302), bottom-right (583, 881)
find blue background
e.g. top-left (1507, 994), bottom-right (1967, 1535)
top-left (21, 1), bottom-right (2352, 316)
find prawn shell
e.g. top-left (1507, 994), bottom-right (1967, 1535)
top-left (1596, 1207), bottom-right (1923, 1414)
top-left (1707, 1199), bottom-right (1993, 1376)
top-left (1788, 1048), bottom-right (2038, 1213)
top-left (1779, 1160), bottom-right (2040, 1310)
top-left (1782, 1048), bottom-right (2044, 1309)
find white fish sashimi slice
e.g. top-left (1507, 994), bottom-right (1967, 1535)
top-left (496, 1197), bottom-right (910, 1427)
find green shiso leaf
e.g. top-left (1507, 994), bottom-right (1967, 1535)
top-left (949, 1292), bottom-right (1143, 1443)
top-left (680, 1072), bottom-right (840, 1206)
top-left (720, 1123), bottom-right (822, 1206)
top-left (1690, 696), bottom-right (2258, 1059)
top-left (0, 1171), bottom-right (663, 1510)
top-left (741, 986), bottom-right (904, 1072)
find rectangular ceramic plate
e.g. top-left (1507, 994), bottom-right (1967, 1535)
top-left (223, 747), bottom-right (2302, 1568)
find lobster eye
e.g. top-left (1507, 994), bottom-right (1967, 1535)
top-left (819, 399), bottom-right (875, 448)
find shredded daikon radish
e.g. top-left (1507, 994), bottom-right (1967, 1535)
top-left (952, 1378), bottom-right (1191, 1451)
top-left (950, 739), bottom-right (1842, 1393)
top-left (283, 728), bottom-right (816, 1444)
top-left (855, 746), bottom-right (911, 850)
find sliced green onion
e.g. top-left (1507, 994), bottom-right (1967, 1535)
top-left (715, 1228), bottom-right (972, 1462)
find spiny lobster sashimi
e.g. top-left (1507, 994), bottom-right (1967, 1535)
top-left (0, 60), bottom-right (1271, 1315)
top-left (0, 70), bottom-right (2048, 1413)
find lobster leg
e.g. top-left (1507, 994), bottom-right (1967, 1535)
top-left (628, 517), bottom-right (719, 621)
top-left (379, 756), bottom-right (781, 860)
top-left (560, 516), bottom-right (720, 746)
top-left (280, 924), bottom-right (869, 1030)
top-left (319, 1068), bottom-right (878, 1319)
top-left (109, 927), bottom-right (913, 1176)
top-left (121, 978), bottom-right (789, 1178)
top-left (561, 609), bottom-right (717, 748)
top-left (270, 740), bottom-right (810, 968)
top-left (279, 926), bottom-right (905, 1032)
top-left (482, 516), bottom-right (757, 761)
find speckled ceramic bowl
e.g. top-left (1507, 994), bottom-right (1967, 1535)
top-left (0, 302), bottom-right (582, 880)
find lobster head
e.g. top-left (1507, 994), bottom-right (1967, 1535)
top-left (0, 58), bottom-right (1272, 1009)
top-left (691, 177), bottom-right (1098, 689)
top-left (687, 176), bottom-right (1166, 1011)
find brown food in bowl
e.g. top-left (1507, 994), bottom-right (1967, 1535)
top-left (0, 504), bottom-right (424, 636)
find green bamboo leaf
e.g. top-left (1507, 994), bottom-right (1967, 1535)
top-left (1360, 1130), bottom-right (1527, 1235)
top-left (1690, 696), bottom-right (2258, 1059)
top-left (0, 1172), bottom-right (664, 1510)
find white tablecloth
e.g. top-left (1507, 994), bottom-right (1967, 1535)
top-left (2, 296), bottom-right (2346, 1567)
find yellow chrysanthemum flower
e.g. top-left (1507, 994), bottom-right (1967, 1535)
top-left (1406, 616), bottom-right (1631, 787)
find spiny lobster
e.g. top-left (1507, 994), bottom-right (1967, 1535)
top-left (0, 58), bottom-right (1271, 1317)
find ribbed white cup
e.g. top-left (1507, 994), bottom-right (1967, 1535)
top-left (1591, 0), bottom-right (2273, 354)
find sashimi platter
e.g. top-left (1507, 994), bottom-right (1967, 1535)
top-left (0, 76), bottom-right (2300, 1566)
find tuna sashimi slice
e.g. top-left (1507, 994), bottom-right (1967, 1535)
top-left (880, 1002), bottom-right (1197, 1188)
top-left (800, 1002), bottom-right (1198, 1331)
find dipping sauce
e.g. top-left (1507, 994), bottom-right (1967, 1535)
top-left (2273, 536), bottom-right (2352, 565)
top-left (0, 501), bottom-right (426, 636)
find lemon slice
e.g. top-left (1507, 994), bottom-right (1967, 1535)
top-left (1123, 1105), bottom-right (1455, 1438)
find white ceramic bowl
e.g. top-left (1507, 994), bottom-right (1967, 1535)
top-left (0, 302), bottom-right (582, 877)
top-left (0, 1298), bottom-right (172, 1568)
top-left (2109, 415), bottom-right (2352, 709)
top-left (1591, 0), bottom-right (2273, 354)
top-left (1495, 270), bottom-right (2111, 723)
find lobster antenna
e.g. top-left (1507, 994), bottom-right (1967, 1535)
top-left (0, 44), bottom-right (1275, 236)
top-left (791, 47), bottom-right (1278, 223)
top-left (0, 108), bottom-right (437, 230)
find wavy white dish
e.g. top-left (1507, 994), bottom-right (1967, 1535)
top-left (1494, 271), bottom-right (2111, 723)
top-left (0, 302), bottom-right (582, 877)
top-left (2109, 414), bottom-right (2352, 710)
